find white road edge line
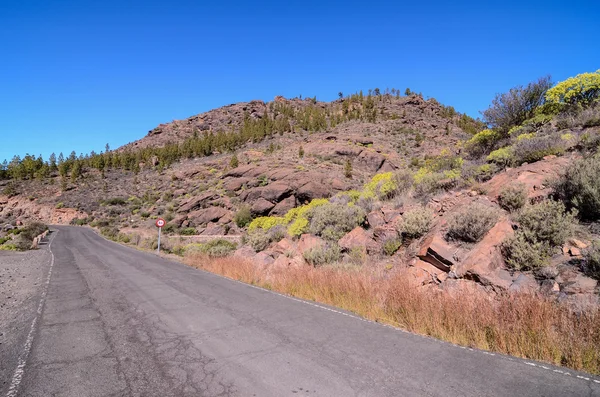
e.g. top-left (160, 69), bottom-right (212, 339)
top-left (6, 231), bottom-right (56, 397)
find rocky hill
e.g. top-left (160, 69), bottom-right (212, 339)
top-left (2, 78), bottom-right (600, 310)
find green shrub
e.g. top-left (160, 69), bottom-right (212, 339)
top-left (100, 226), bottom-right (119, 240)
top-left (191, 239), bottom-right (237, 257)
top-left (486, 147), bottom-right (514, 167)
top-left (584, 241), bottom-right (600, 280)
top-left (247, 226), bottom-right (285, 252)
top-left (55, 202), bottom-right (64, 209)
top-left (234, 206), bottom-right (253, 228)
top-left (303, 244), bottom-right (341, 266)
top-left (516, 200), bottom-right (576, 247)
top-left (180, 227), bottom-right (197, 236)
top-left (307, 203), bottom-right (365, 241)
top-left (383, 237), bottom-right (402, 256)
top-left (401, 206), bottom-right (434, 239)
top-left (19, 222), bottom-right (48, 241)
top-left (447, 203), bottom-right (499, 243)
top-left (498, 183), bottom-right (527, 212)
top-left (554, 156), bottom-right (600, 221)
top-left (502, 233), bottom-right (552, 271)
top-left (465, 129), bottom-right (501, 156)
top-left (103, 197), bottom-right (127, 206)
top-left (413, 170), bottom-right (447, 198)
top-left (0, 236), bottom-right (10, 245)
top-left (140, 211), bottom-right (151, 218)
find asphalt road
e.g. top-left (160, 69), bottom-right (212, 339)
top-left (5, 226), bottom-right (600, 397)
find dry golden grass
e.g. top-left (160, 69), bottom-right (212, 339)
top-left (184, 253), bottom-right (600, 375)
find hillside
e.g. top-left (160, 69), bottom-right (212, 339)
top-left (2, 73), bottom-right (600, 315)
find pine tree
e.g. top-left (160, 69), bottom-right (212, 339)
top-left (298, 145), bottom-right (304, 158)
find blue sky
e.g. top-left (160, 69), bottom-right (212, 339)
top-left (1, 0), bottom-right (598, 162)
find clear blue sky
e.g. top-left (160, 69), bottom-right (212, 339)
top-left (1, 0), bottom-right (598, 162)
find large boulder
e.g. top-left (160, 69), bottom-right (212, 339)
top-left (367, 211), bottom-right (386, 228)
top-left (356, 150), bottom-right (385, 172)
top-left (452, 219), bottom-right (514, 290)
top-left (509, 273), bottom-right (539, 294)
top-left (251, 198), bottom-right (275, 215)
top-left (202, 223), bottom-right (225, 235)
top-left (296, 181), bottom-right (332, 202)
top-left (556, 267), bottom-right (598, 295)
top-left (417, 233), bottom-right (457, 272)
top-left (269, 195), bottom-right (296, 216)
top-left (223, 177), bottom-right (250, 192)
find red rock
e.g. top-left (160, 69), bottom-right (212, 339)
top-left (254, 251), bottom-right (275, 266)
top-left (178, 191), bottom-right (218, 213)
top-left (454, 220), bottom-right (514, 288)
top-left (187, 206), bottom-right (228, 225)
top-left (569, 239), bottom-right (588, 249)
top-left (223, 177), bottom-right (250, 192)
top-left (202, 223), bottom-right (225, 235)
top-left (557, 268), bottom-right (598, 295)
top-left (417, 233), bottom-right (456, 272)
top-left (367, 211), bottom-right (386, 228)
top-left (251, 198), bottom-right (275, 215)
top-left (297, 234), bottom-right (325, 255)
top-left (272, 238), bottom-right (297, 255)
top-left (399, 266), bottom-right (434, 286)
top-left (569, 247), bottom-right (582, 257)
top-left (338, 227), bottom-right (379, 254)
top-left (356, 150), bottom-right (385, 171)
top-left (269, 195), bottom-right (296, 216)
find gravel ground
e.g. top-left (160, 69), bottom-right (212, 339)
top-left (0, 238), bottom-right (52, 395)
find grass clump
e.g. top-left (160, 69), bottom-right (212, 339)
top-left (382, 237), bottom-right (402, 256)
top-left (400, 206), bottom-right (434, 239)
top-left (498, 183), bottom-right (528, 212)
top-left (447, 202), bottom-right (499, 243)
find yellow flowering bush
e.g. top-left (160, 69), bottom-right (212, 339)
top-left (546, 70), bottom-right (600, 106)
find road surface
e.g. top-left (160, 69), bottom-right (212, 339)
top-left (4, 226), bottom-right (600, 396)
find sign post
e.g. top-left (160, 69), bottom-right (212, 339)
top-left (155, 218), bottom-right (166, 253)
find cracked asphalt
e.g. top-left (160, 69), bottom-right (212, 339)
top-left (5, 226), bottom-right (600, 396)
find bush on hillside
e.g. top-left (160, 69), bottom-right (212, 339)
top-left (482, 76), bottom-right (553, 133)
top-left (247, 225), bottom-right (285, 252)
top-left (303, 243), bottom-right (341, 267)
top-left (464, 129), bottom-right (501, 156)
top-left (502, 233), bottom-right (552, 271)
top-left (554, 156), bottom-right (600, 221)
top-left (545, 70), bottom-right (600, 108)
top-left (511, 133), bottom-right (565, 165)
top-left (486, 146), bottom-right (514, 168)
top-left (516, 200), bottom-right (576, 247)
top-left (382, 236), bottom-right (402, 256)
top-left (307, 203), bottom-right (365, 241)
top-left (234, 205), bottom-right (252, 228)
top-left (584, 241), bottom-right (600, 280)
top-left (400, 206), bottom-right (434, 239)
top-left (498, 183), bottom-right (528, 212)
top-left (189, 239), bottom-right (237, 257)
top-left (447, 203), bottom-right (499, 243)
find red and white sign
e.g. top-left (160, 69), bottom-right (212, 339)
top-left (155, 218), bottom-right (166, 228)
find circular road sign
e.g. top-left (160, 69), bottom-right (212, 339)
top-left (156, 218), bottom-right (166, 228)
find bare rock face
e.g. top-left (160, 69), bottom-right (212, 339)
top-left (297, 234), bottom-right (325, 256)
top-left (509, 273), bottom-right (539, 293)
top-left (338, 227), bottom-right (380, 254)
top-left (187, 207), bottom-right (229, 226)
top-left (418, 233), bottom-right (457, 272)
top-left (251, 198), bottom-right (275, 215)
top-left (367, 211), bottom-right (386, 228)
top-left (556, 267), bottom-right (598, 295)
top-left (453, 219), bottom-right (515, 290)
top-left (356, 150), bottom-right (385, 172)
top-left (223, 177), bottom-right (250, 192)
top-left (270, 195), bottom-right (296, 216)
top-left (202, 223), bottom-right (225, 235)
top-left (178, 191), bottom-right (218, 213)
top-left (484, 156), bottom-right (571, 202)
